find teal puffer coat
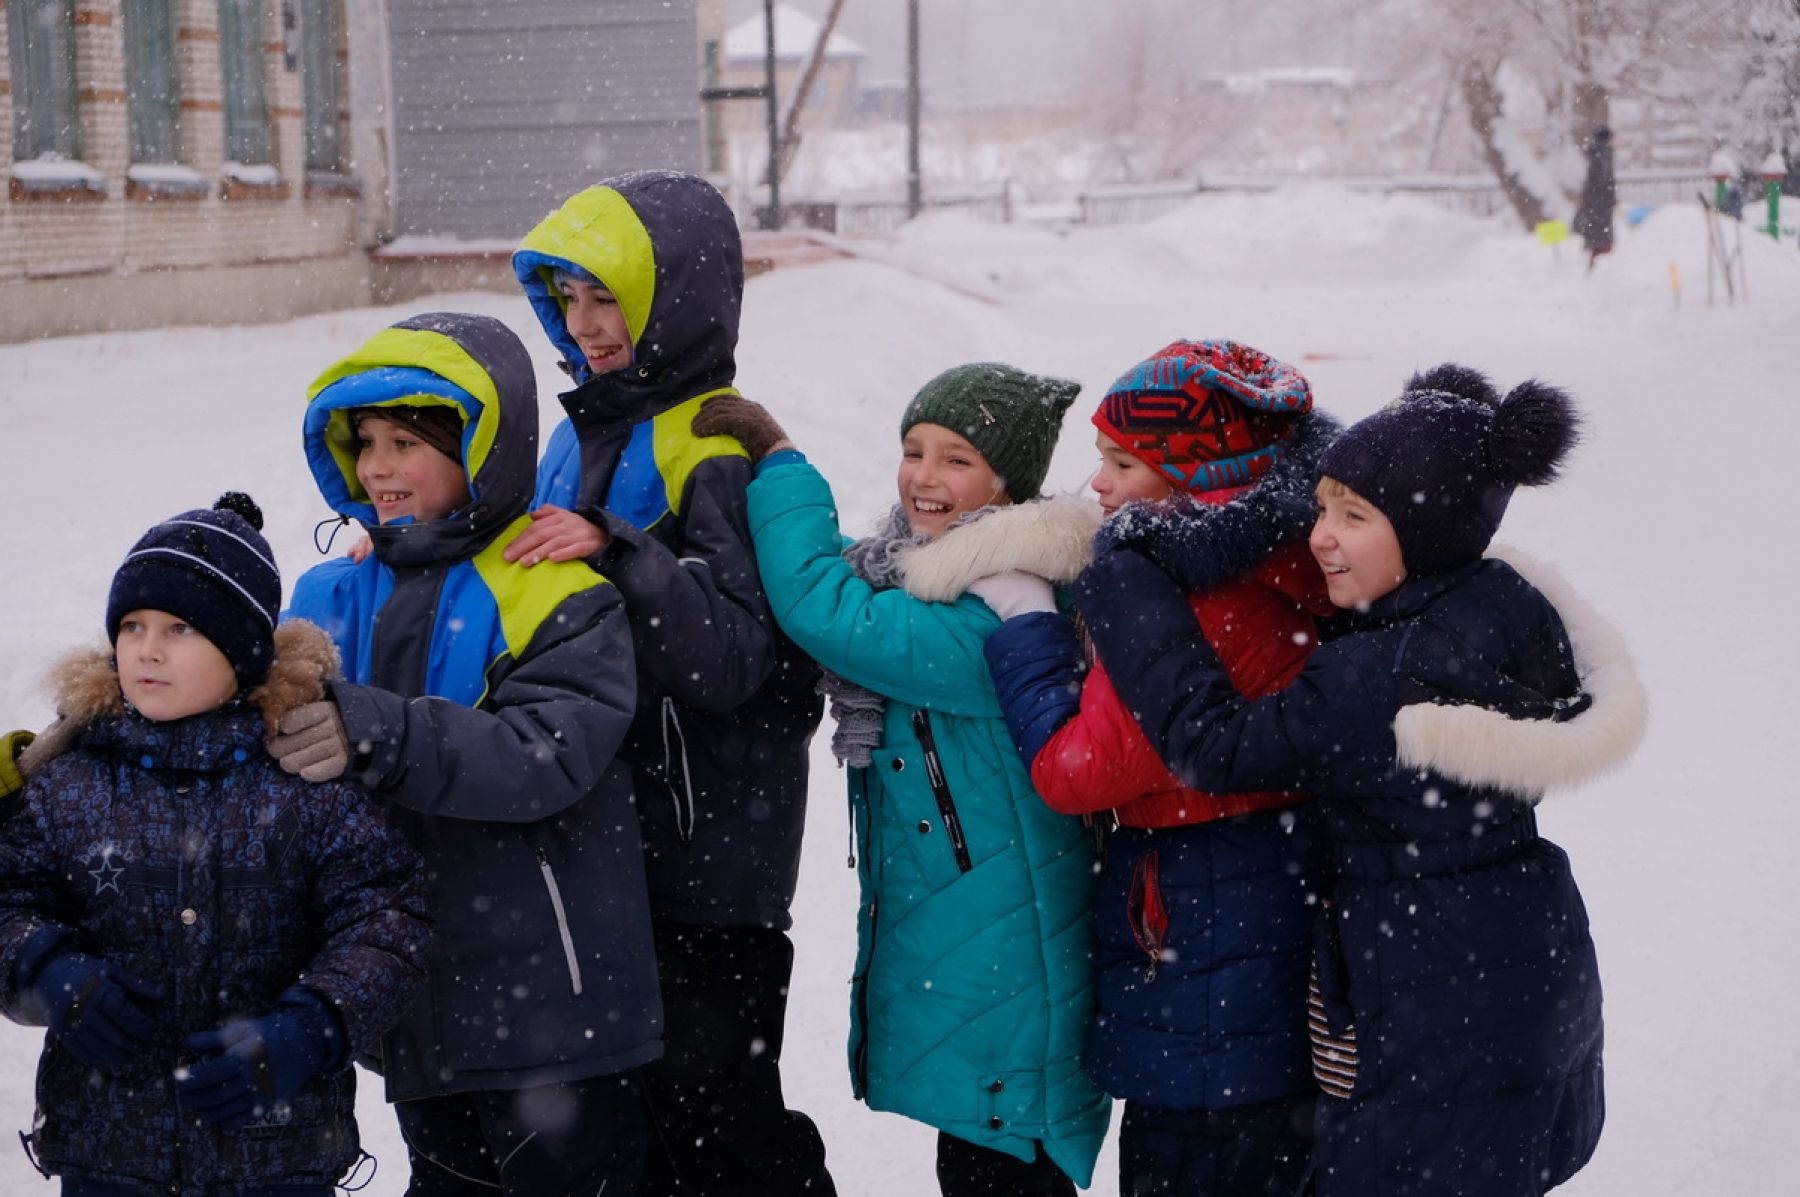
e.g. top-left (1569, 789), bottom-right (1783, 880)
top-left (746, 458), bottom-right (1109, 1185)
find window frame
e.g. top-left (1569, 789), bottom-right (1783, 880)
top-left (121, 0), bottom-right (181, 164)
top-left (7, 0), bottom-right (82, 162)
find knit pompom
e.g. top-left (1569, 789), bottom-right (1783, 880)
top-left (1405, 363), bottom-right (1500, 406)
top-left (1488, 380), bottom-right (1580, 487)
top-left (214, 491), bottom-right (265, 531)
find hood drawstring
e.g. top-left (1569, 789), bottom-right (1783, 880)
top-left (313, 514), bottom-right (352, 556)
top-left (660, 696), bottom-right (696, 844)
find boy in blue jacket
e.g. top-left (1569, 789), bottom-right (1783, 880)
top-left (508, 171), bottom-right (832, 1195)
top-left (0, 493), bottom-right (431, 1196)
top-left (1078, 366), bottom-right (1646, 1195)
top-left (274, 313), bottom-right (662, 1194)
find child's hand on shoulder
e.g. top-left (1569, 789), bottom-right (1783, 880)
top-left (505, 505), bottom-right (608, 567)
top-left (692, 394), bottom-right (793, 461)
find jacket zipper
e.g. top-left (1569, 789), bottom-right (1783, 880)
top-left (911, 710), bottom-right (973, 873)
top-left (535, 849), bottom-right (584, 996)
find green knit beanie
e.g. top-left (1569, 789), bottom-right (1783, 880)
top-left (900, 362), bottom-right (1082, 501)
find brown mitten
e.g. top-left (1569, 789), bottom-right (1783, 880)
top-left (692, 395), bottom-right (793, 462)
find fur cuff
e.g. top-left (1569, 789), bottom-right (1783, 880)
top-left (1393, 545), bottom-right (1647, 795)
top-left (901, 494), bottom-right (1101, 602)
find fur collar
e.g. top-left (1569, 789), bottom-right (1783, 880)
top-left (1393, 545), bottom-right (1647, 796)
top-left (46, 619), bottom-right (342, 735)
top-left (900, 494), bottom-right (1102, 602)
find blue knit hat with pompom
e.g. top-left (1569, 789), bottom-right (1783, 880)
top-left (1318, 364), bottom-right (1580, 576)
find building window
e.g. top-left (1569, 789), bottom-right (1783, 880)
top-left (300, 0), bottom-right (341, 172)
top-left (7, 0), bottom-right (81, 161)
top-left (218, 0), bottom-right (271, 164)
top-left (122, 0), bottom-right (180, 162)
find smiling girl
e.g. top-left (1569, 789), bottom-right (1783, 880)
top-left (693, 364), bottom-right (1111, 1196)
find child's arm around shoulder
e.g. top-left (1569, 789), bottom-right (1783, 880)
top-left (1078, 548), bottom-right (1395, 794)
top-left (331, 573), bottom-right (637, 823)
top-left (746, 454), bottom-right (1004, 716)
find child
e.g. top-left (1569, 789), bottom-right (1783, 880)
top-left (1078, 366), bottom-right (1647, 1195)
top-left (691, 365), bottom-right (1112, 1196)
top-left (275, 312), bottom-right (662, 1193)
top-left (509, 171), bottom-right (833, 1194)
top-left (941, 340), bottom-right (1336, 1196)
top-left (0, 494), bottom-right (431, 1196)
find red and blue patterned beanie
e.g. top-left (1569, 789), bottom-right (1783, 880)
top-left (1093, 340), bottom-right (1312, 495)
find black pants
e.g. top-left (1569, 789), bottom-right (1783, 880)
top-left (1119, 1096), bottom-right (1315, 1197)
top-left (641, 921), bottom-right (835, 1196)
top-left (396, 1073), bottom-right (646, 1196)
top-left (936, 1133), bottom-right (1075, 1197)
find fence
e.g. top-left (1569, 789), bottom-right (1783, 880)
top-left (1076, 169), bottom-right (1717, 227)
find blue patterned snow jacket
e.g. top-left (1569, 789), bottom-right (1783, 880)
top-left (0, 622), bottom-right (431, 1195)
top-left (1080, 545), bottom-right (1646, 1196)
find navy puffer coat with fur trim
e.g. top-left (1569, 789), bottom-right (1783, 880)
top-left (1080, 545), bottom-right (1645, 1196)
top-left (0, 621), bottom-right (431, 1194)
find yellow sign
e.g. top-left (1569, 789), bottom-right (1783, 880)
top-left (1535, 220), bottom-right (1570, 246)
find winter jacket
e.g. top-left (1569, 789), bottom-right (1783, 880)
top-left (745, 457), bottom-right (1111, 1185)
top-left (0, 622), bottom-right (431, 1195)
top-left (287, 312), bottom-right (662, 1102)
top-left (1081, 544), bottom-right (1647, 1195)
top-left (926, 484), bottom-right (1328, 1113)
top-left (515, 171), bottom-right (820, 930)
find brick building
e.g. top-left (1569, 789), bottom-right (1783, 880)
top-left (2, 0), bottom-right (708, 344)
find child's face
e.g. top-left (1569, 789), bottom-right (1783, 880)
top-left (1091, 431), bottom-right (1174, 515)
top-left (355, 413), bottom-right (471, 525)
top-left (1310, 480), bottom-right (1408, 610)
top-left (897, 422), bottom-right (1008, 539)
top-left (560, 278), bottom-right (634, 376)
top-left (115, 609), bottom-right (239, 721)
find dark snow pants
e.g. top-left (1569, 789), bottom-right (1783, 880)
top-left (396, 1073), bottom-right (646, 1196)
top-left (936, 1133), bottom-right (1076, 1196)
top-left (641, 921), bottom-right (836, 1196)
top-left (1118, 1096), bottom-right (1315, 1197)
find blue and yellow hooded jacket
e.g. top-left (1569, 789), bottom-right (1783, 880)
top-left (287, 312), bottom-right (662, 1101)
top-left (512, 171), bottom-right (822, 930)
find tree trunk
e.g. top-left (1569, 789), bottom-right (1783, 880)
top-left (1461, 58), bottom-right (1551, 230)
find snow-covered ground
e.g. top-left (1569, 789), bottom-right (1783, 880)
top-left (0, 188), bottom-right (1794, 1194)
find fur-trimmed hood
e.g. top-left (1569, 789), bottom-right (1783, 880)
top-left (1394, 545), bottom-right (1647, 795)
top-left (901, 494), bottom-right (1101, 602)
top-left (44, 618), bottom-right (342, 736)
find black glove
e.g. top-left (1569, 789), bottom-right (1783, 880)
top-left (33, 951), bottom-right (163, 1068)
top-left (691, 394), bottom-right (792, 462)
top-left (177, 991), bottom-right (344, 1128)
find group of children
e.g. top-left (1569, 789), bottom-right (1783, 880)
top-left (0, 168), bottom-right (1645, 1197)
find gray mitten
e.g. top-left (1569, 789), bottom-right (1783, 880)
top-left (267, 702), bottom-right (350, 782)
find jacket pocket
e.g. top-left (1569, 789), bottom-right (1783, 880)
top-left (910, 710), bottom-right (972, 873)
top-left (535, 849), bottom-right (584, 996)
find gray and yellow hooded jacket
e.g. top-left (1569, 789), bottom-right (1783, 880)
top-left (288, 312), bottom-right (661, 1101)
top-left (515, 172), bottom-right (821, 930)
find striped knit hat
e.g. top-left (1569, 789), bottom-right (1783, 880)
top-left (1093, 340), bottom-right (1312, 494)
top-left (105, 492), bottom-right (282, 687)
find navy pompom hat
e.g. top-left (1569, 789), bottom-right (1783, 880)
top-left (105, 492), bottom-right (283, 687)
top-left (1319, 364), bottom-right (1580, 576)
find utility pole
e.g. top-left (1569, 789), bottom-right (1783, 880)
top-left (763, 0), bottom-right (782, 229)
top-left (906, 0), bottom-right (921, 218)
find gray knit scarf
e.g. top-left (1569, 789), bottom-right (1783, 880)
top-left (818, 504), bottom-right (929, 767)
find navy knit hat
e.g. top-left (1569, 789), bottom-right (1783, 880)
top-left (105, 492), bottom-right (282, 687)
top-left (1318, 365), bottom-right (1580, 576)
top-left (901, 362), bottom-right (1082, 502)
